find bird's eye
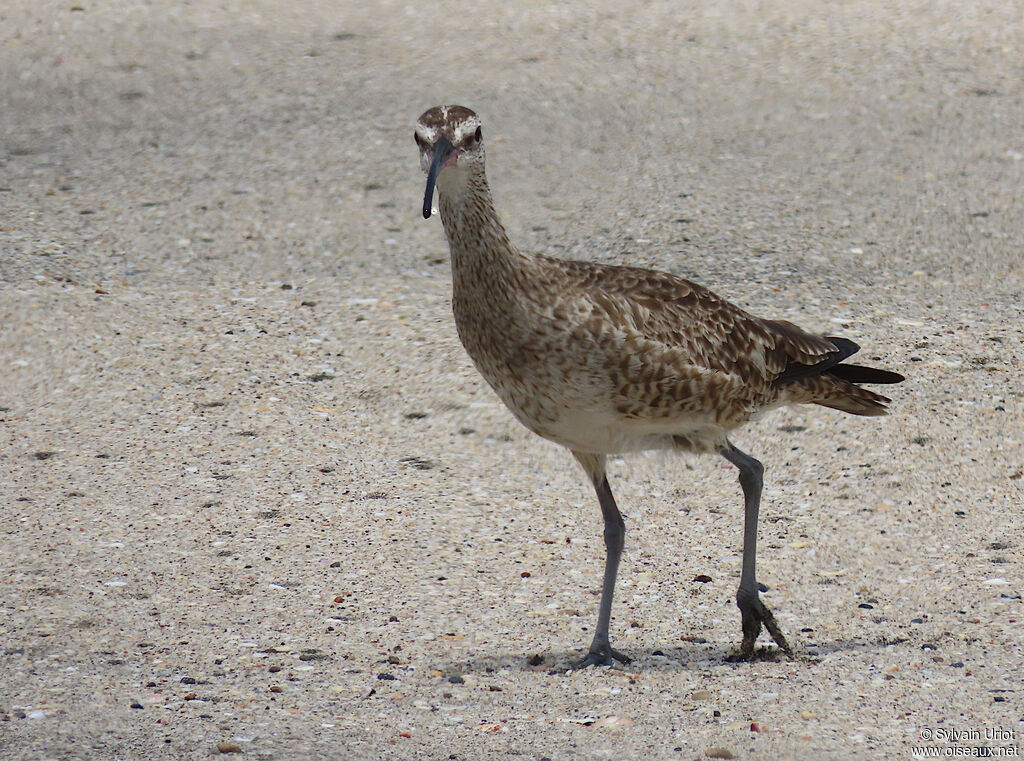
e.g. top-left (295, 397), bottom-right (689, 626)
top-left (474, 126), bottom-right (482, 143)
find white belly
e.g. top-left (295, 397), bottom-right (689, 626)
top-left (496, 386), bottom-right (730, 455)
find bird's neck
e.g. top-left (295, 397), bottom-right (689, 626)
top-left (438, 171), bottom-right (528, 294)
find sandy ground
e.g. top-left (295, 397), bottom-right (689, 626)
top-left (2, 1), bottom-right (1022, 759)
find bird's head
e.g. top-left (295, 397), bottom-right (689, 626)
top-left (415, 105), bottom-right (484, 219)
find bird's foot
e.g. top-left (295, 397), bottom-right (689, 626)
top-left (570, 642), bottom-right (631, 670)
top-left (729, 593), bottom-right (794, 661)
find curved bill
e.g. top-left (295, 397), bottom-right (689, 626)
top-left (422, 136), bottom-right (454, 219)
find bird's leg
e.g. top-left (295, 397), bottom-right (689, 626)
top-left (571, 452), bottom-right (631, 669)
top-left (721, 444), bottom-right (793, 659)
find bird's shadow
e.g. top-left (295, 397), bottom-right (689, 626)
top-left (440, 633), bottom-right (917, 676)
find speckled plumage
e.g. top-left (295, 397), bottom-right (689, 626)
top-left (415, 105), bottom-right (903, 665)
top-left (416, 108), bottom-right (895, 457)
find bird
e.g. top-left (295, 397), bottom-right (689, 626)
top-left (414, 104), bottom-right (903, 667)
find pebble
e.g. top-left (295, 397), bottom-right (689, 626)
top-left (562, 716), bottom-right (599, 726)
top-left (706, 749), bottom-right (736, 759)
top-left (593, 715), bottom-right (634, 728)
top-left (216, 741), bottom-right (243, 754)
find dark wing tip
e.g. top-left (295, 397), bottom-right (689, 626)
top-left (771, 334), bottom-right (859, 387)
top-left (824, 336), bottom-right (860, 362)
top-left (828, 365), bottom-right (905, 384)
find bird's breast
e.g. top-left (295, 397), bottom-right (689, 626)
top-left (452, 290), bottom-right (611, 431)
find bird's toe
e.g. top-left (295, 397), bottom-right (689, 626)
top-left (571, 645), bottom-right (631, 670)
top-left (732, 594), bottom-right (793, 660)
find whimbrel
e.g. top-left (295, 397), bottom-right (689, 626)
top-left (415, 104), bottom-right (903, 667)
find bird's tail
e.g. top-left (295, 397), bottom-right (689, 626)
top-left (766, 328), bottom-right (905, 416)
top-left (791, 364), bottom-right (903, 416)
